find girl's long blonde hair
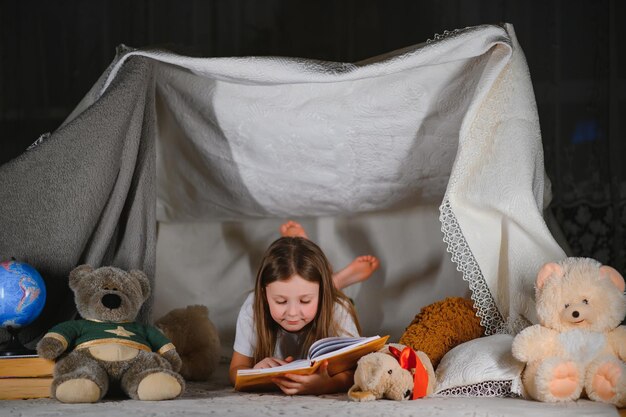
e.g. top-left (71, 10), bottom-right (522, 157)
top-left (252, 237), bottom-right (360, 363)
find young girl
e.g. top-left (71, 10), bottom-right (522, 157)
top-left (229, 225), bottom-right (378, 395)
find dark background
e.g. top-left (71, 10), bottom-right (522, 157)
top-left (1, 0), bottom-right (625, 276)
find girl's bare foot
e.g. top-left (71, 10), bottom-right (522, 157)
top-left (279, 220), bottom-right (308, 239)
top-left (333, 255), bottom-right (380, 290)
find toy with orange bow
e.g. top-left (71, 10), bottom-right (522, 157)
top-left (348, 344), bottom-right (436, 401)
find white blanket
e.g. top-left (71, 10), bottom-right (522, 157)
top-left (3, 362), bottom-right (619, 417)
top-left (64, 23), bottom-right (565, 341)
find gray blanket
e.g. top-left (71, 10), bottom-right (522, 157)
top-left (0, 57), bottom-right (157, 346)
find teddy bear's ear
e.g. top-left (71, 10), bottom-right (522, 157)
top-left (599, 265), bottom-right (625, 292)
top-left (536, 262), bottom-right (563, 290)
top-left (68, 264), bottom-right (94, 290)
top-left (129, 270), bottom-right (151, 301)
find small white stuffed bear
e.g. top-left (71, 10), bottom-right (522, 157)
top-left (512, 257), bottom-right (626, 406)
top-left (348, 344), bottom-right (436, 401)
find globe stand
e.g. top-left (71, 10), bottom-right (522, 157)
top-left (0, 326), bottom-right (37, 356)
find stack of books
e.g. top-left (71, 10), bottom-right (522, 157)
top-left (0, 355), bottom-right (54, 400)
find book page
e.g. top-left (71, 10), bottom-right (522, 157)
top-left (307, 336), bottom-right (371, 359)
top-left (236, 358), bottom-right (312, 375)
top-left (0, 354), bottom-right (39, 358)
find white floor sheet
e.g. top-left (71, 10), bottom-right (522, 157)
top-left (3, 361), bottom-right (619, 417)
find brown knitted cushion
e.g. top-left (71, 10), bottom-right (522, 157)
top-left (399, 297), bottom-right (485, 369)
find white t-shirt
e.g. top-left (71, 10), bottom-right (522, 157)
top-left (233, 292), bottom-right (359, 360)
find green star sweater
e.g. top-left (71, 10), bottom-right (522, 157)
top-left (45, 319), bottom-right (174, 355)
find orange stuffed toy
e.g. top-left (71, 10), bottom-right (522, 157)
top-left (399, 297), bottom-right (485, 369)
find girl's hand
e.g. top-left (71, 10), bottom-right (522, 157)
top-left (253, 356), bottom-right (293, 369)
top-left (272, 361), bottom-right (339, 395)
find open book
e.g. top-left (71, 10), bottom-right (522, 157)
top-left (235, 335), bottom-right (389, 391)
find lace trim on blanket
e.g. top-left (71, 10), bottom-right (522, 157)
top-left (426, 24), bottom-right (505, 44)
top-left (426, 27), bottom-right (471, 44)
top-left (434, 380), bottom-right (520, 398)
top-left (439, 198), bottom-right (507, 335)
top-left (27, 132), bottom-right (51, 151)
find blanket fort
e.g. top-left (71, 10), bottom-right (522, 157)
top-left (0, 23), bottom-right (565, 347)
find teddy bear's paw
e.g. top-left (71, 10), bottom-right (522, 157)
top-left (137, 372), bottom-right (183, 401)
top-left (36, 336), bottom-right (66, 360)
top-left (347, 384), bottom-right (377, 402)
top-left (546, 361), bottom-right (581, 401)
top-left (588, 361), bottom-right (624, 405)
top-left (348, 390), bottom-right (376, 402)
top-left (54, 378), bottom-right (101, 403)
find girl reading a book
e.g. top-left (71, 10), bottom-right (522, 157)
top-left (229, 222), bottom-right (379, 395)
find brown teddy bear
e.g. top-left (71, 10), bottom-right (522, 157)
top-left (399, 297), bottom-right (485, 369)
top-left (155, 304), bottom-right (221, 381)
top-left (512, 257), bottom-right (626, 406)
top-left (36, 265), bottom-right (185, 403)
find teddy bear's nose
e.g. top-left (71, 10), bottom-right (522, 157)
top-left (572, 310), bottom-right (580, 318)
top-left (102, 294), bottom-right (122, 309)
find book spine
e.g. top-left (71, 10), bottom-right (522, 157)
top-left (0, 358), bottom-right (54, 378)
top-left (0, 377), bottom-right (53, 400)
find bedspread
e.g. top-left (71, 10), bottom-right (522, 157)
top-left (2, 363), bottom-right (619, 417)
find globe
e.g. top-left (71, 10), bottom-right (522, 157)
top-left (0, 260), bottom-right (47, 329)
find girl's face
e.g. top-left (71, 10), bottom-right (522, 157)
top-left (265, 274), bottom-right (320, 332)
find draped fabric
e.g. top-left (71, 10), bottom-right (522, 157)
top-left (0, 23), bottom-right (565, 347)
top-left (0, 59), bottom-right (157, 346)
